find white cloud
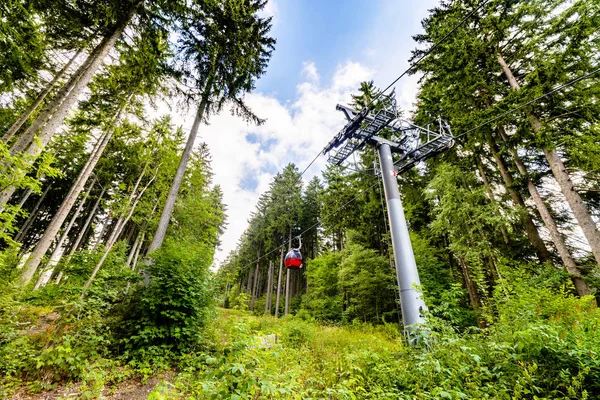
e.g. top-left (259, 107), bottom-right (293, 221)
top-left (301, 61), bottom-right (319, 84)
top-left (172, 60), bottom-right (374, 266)
top-left (261, 0), bottom-right (279, 26)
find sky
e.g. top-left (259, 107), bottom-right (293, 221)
top-left (171, 0), bottom-right (440, 266)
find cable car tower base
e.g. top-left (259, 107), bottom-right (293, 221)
top-left (323, 95), bottom-right (453, 343)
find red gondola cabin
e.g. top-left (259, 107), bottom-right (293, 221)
top-left (284, 249), bottom-right (303, 269)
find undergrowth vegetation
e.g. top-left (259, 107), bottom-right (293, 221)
top-left (157, 284), bottom-right (600, 399)
top-left (2, 273), bottom-right (599, 399)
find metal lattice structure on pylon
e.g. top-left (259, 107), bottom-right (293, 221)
top-left (323, 98), bottom-right (454, 173)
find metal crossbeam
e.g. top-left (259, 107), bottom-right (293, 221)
top-left (323, 93), bottom-right (398, 158)
top-left (324, 103), bottom-right (453, 170)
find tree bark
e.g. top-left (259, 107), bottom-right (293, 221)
top-left (33, 177), bottom-right (96, 290)
top-left (275, 247), bottom-right (284, 318)
top-left (265, 260), bottom-right (273, 314)
top-left (146, 97), bottom-right (208, 255)
top-left (250, 248), bottom-right (260, 311)
top-left (131, 232), bottom-right (145, 271)
top-left (246, 268), bottom-right (253, 295)
top-left (15, 183), bottom-right (52, 243)
top-left (16, 189), bottom-right (33, 209)
top-left (284, 229), bottom-right (292, 315)
top-left (498, 129), bottom-right (590, 295)
top-left (126, 232), bottom-right (141, 267)
top-left (12, 9), bottom-right (135, 157)
top-left (1, 6), bottom-right (136, 207)
top-left (497, 52), bottom-right (600, 266)
top-left (69, 186), bottom-right (105, 255)
top-left (251, 262), bottom-right (260, 312)
top-left (486, 134), bottom-right (553, 262)
top-left (105, 163), bottom-right (147, 248)
top-left (544, 147), bottom-right (600, 266)
top-left (458, 256), bottom-right (486, 329)
top-left (284, 269), bottom-right (290, 315)
top-left (2, 49), bottom-right (82, 143)
top-left (81, 167), bottom-right (156, 297)
top-left (19, 111), bottom-right (122, 286)
top-left (92, 218), bottom-right (112, 251)
top-left (8, 46), bottom-right (100, 155)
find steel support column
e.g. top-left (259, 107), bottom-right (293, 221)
top-left (377, 142), bottom-right (427, 334)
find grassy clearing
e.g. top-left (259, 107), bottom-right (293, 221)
top-left (3, 297), bottom-right (600, 399)
top-left (150, 309), bottom-right (406, 399)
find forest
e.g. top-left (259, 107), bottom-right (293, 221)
top-left (1, 0), bottom-right (599, 398)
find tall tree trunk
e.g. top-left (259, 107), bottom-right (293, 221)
top-left (131, 232), bottom-right (145, 271)
top-left (126, 232), bottom-right (141, 267)
top-left (81, 168), bottom-right (156, 297)
top-left (486, 133), bottom-right (553, 262)
top-left (126, 199), bottom-right (157, 269)
top-left (275, 247), bottom-right (284, 318)
top-left (2, 49), bottom-right (82, 143)
top-left (285, 230), bottom-right (291, 315)
top-left (147, 97), bottom-right (208, 254)
top-left (13, 9), bottom-right (135, 157)
top-left (497, 53), bottom-right (600, 266)
top-left (543, 147), bottom-right (600, 265)
top-left (265, 260), bottom-right (274, 314)
top-left (251, 263), bottom-right (260, 312)
top-left (498, 128), bottom-right (590, 295)
top-left (284, 269), bottom-right (290, 315)
top-left (105, 164), bottom-right (147, 248)
top-left (33, 177), bottom-right (96, 290)
top-left (92, 218), bottom-right (112, 251)
top-left (223, 283), bottom-right (230, 308)
top-left (246, 268), bottom-right (253, 295)
top-left (69, 186), bottom-right (105, 255)
top-left (458, 256), bottom-right (486, 328)
top-left (16, 189), bottom-right (33, 209)
top-left (19, 108), bottom-right (122, 286)
top-left (250, 249), bottom-right (260, 311)
top-left (15, 183), bottom-right (52, 243)
top-left (8, 46), bottom-right (100, 155)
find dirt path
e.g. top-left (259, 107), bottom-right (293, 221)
top-left (9, 375), bottom-right (170, 400)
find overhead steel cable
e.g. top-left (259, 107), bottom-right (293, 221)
top-left (451, 66), bottom-right (600, 142)
top-left (252, 150), bottom-right (321, 218)
top-left (245, 0), bottom-right (492, 224)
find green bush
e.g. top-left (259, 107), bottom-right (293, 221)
top-left (115, 237), bottom-right (215, 357)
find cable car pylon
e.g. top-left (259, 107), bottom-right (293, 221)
top-left (322, 94), bottom-right (453, 341)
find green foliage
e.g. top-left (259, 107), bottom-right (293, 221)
top-left (339, 240), bottom-right (397, 324)
top-left (303, 251), bottom-right (343, 321)
top-left (0, 0), bottom-right (46, 92)
top-left (164, 293), bottom-right (600, 398)
top-left (228, 285), bottom-right (250, 311)
top-left (0, 141), bottom-right (61, 247)
top-left (116, 237), bottom-right (216, 356)
top-left (0, 304), bottom-right (125, 397)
